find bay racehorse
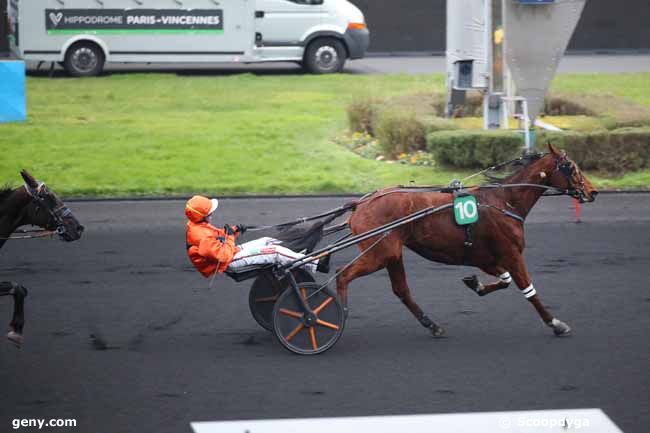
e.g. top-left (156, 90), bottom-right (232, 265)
top-left (336, 143), bottom-right (598, 337)
top-left (1, 170), bottom-right (84, 347)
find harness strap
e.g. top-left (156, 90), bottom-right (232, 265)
top-left (463, 224), bottom-right (474, 266)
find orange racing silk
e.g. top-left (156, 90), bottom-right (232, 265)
top-left (186, 221), bottom-right (239, 277)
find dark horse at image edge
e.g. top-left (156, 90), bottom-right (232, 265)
top-left (336, 143), bottom-right (598, 338)
top-left (0, 170), bottom-right (84, 347)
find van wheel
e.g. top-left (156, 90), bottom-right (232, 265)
top-left (304, 38), bottom-right (346, 74)
top-left (64, 42), bottom-right (105, 77)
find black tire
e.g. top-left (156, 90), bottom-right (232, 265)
top-left (64, 42), bottom-right (105, 77)
top-left (303, 37), bottom-right (346, 74)
top-left (273, 282), bottom-right (345, 355)
top-left (248, 268), bottom-right (315, 332)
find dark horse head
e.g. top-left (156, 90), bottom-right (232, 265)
top-left (0, 170), bottom-right (85, 244)
top-left (544, 143), bottom-right (598, 203)
top-left (0, 170), bottom-right (84, 347)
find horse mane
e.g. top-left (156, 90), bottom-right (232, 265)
top-left (483, 152), bottom-right (546, 183)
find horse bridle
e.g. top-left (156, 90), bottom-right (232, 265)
top-left (22, 182), bottom-right (72, 238)
top-left (554, 152), bottom-right (587, 202)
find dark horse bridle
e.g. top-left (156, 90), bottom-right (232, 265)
top-left (4, 182), bottom-right (77, 240)
top-left (554, 151), bottom-right (588, 203)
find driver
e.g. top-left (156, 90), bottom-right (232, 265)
top-left (185, 195), bottom-right (325, 277)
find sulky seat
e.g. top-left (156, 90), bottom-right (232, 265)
top-left (224, 264), bottom-right (275, 283)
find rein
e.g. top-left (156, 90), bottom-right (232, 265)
top-left (479, 183), bottom-right (570, 196)
top-left (0, 229), bottom-right (59, 240)
top-left (237, 153), bottom-right (584, 233)
top-left (242, 183), bottom-right (570, 234)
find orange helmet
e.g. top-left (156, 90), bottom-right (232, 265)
top-left (185, 195), bottom-right (219, 223)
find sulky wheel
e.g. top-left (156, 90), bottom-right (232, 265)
top-left (249, 268), bottom-right (314, 332)
top-left (272, 282), bottom-right (345, 355)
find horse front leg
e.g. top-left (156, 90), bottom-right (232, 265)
top-left (0, 281), bottom-right (28, 347)
top-left (502, 254), bottom-right (571, 336)
top-left (387, 258), bottom-right (445, 337)
top-left (462, 266), bottom-right (512, 296)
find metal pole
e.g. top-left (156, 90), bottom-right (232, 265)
top-left (0, 0), bottom-right (10, 57)
top-left (483, 0), bottom-right (492, 130)
top-left (523, 99), bottom-right (531, 150)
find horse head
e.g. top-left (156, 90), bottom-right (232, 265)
top-left (542, 143), bottom-right (598, 203)
top-left (20, 170), bottom-right (85, 242)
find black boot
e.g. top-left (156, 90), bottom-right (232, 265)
top-left (316, 254), bottom-right (331, 274)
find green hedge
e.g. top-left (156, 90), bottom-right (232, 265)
top-left (537, 127), bottom-right (650, 172)
top-left (424, 127), bottom-right (649, 171)
top-left (427, 130), bottom-right (523, 168)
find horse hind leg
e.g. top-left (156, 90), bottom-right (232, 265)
top-left (335, 251), bottom-right (387, 316)
top-left (335, 234), bottom-right (405, 316)
top-left (387, 258), bottom-right (445, 337)
top-left (0, 282), bottom-right (28, 348)
top-left (462, 266), bottom-right (512, 297)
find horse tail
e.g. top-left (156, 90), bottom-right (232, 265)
top-left (275, 206), bottom-right (352, 253)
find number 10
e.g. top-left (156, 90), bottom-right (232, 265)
top-left (455, 200), bottom-right (477, 219)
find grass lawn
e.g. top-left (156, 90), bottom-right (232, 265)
top-left (1, 72), bottom-right (649, 197)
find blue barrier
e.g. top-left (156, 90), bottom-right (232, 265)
top-left (0, 60), bottom-right (26, 123)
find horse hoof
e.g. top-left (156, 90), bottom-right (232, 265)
top-left (7, 331), bottom-right (23, 348)
top-left (549, 318), bottom-right (571, 336)
top-left (430, 325), bottom-right (446, 338)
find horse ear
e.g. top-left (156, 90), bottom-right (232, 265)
top-left (547, 142), bottom-right (561, 155)
top-left (20, 170), bottom-right (39, 188)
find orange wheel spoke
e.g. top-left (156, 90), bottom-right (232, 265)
top-left (285, 323), bottom-right (304, 342)
top-left (309, 327), bottom-right (318, 350)
top-left (314, 297), bottom-right (334, 314)
top-left (316, 319), bottom-right (340, 331)
top-left (279, 308), bottom-right (303, 319)
top-left (255, 296), bottom-right (278, 303)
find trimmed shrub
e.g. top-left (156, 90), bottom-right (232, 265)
top-left (427, 130), bottom-right (523, 168)
top-left (537, 127), bottom-right (650, 172)
top-left (347, 98), bottom-right (380, 135)
top-left (376, 110), bottom-right (427, 158)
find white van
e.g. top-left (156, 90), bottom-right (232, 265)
top-left (7, 0), bottom-right (369, 76)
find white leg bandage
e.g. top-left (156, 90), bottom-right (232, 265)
top-left (228, 237), bottom-right (317, 272)
top-left (499, 272), bottom-right (512, 284)
top-left (520, 283), bottom-right (537, 299)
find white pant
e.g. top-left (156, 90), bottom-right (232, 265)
top-left (228, 237), bottom-right (317, 272)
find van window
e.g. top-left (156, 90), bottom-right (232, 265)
top-left (287, 0), bottom-right (324, 5)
